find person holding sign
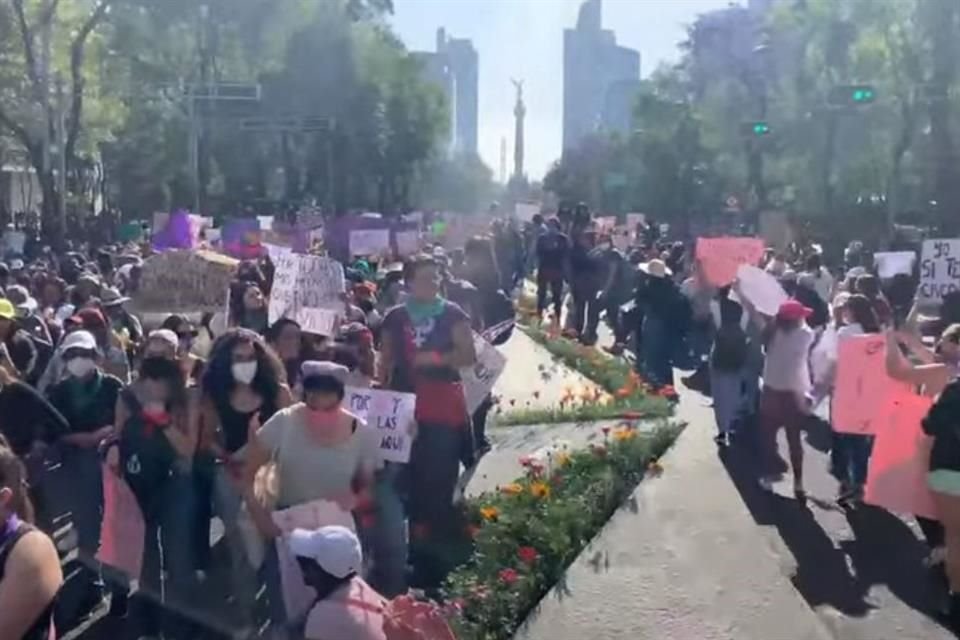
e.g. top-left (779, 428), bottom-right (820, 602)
top-left (380, 255), bottom-right (476, 588)
top-left (243, 361), bottom-right (379, 629)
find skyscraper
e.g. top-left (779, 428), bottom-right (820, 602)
top-left (563, 0), bottom-right (641, 151)
top-left (413, 28), bottom-right (479, 155)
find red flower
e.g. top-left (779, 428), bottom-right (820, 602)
top-left (602, 426), bottom-right (611, 436)
top-left (518, 546), bottom-right (539, 565)
top-left (519, 454), bottom-right (534, 467)
top-left (499, 568), bottom-right (519, 585)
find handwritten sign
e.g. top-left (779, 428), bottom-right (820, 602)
top-left (461, 333), bottom-right (507, 414)
top-left (272, 500), bottom-right (355, 621)
top-left (865, 392), bottom-right (936, 519)
top-left (625, 213), bottom-right (646, 230)
top-left (134, 250), bottom-right (237, 312)
top-left (268, 253), bottom-right (345, 336)
top-left (395, 230), bottom-right (421, 257)
top-left (833, 334), bottom-right (909, 434)
top-left (735, 264), bottom-right (787, 316)
top-left (98, 467), bottom-right (145, 579)
top-left (695, 237), bottom-right (766, 287)
top-left (344, 386), bottom-right (416, 463)
top-left (349, 229), bottom-right (391, 256)
top-left (919, 239), bottom-right (960, 302)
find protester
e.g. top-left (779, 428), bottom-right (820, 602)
top-left (829, 295), bottom-right (881, 505)
top-left (236, 282), bottom-right (269, 333)
top-left (380, 254), bottom-right (476, 587)
top-left (101, 287), bottom-right (143, 348)
top-left (567, 230), bottom-right (602, 344)
top-left (534, 218), bottom-right (570, 323)
top-left (72, 307), bottom-right (130, 384)
top-left (243, 361), bottom-right (379, 627)
top-left (159, 314), bottom-right (206, 384)
top-left (111, 355), bottom-right (197, 636)
top-left (266, 317), bottom-right (305, 389)
top-left (199, 328), bottom-right (292, 627)
top-left (709, 290), bottom-right (748, 446)
top-left (0, 298), bottom-right (39, 383)
top-left (0, 435), bottom-right (63, 640)
top-left (800, 252), bottom-right (834, 304)
top-left (636, 259), bottom-right (686, 388)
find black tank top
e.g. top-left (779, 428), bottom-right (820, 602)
top-left (216, 394), bottom-right (277, 454)
top-left (0, 522), bottom-right (56, 640)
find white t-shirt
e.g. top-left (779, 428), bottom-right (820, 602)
top-left (762, 324), bottom-right (815, 394)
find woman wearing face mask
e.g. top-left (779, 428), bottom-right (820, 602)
top-left (828, 295), bottom-right (881, 506)
top-left (243, 361), bottom-right (378, 629)
top-left (266, 318), bottom-right (304, 389)
top-left (111, 355), bottom-right (197, 637)
top-left (0, 435), bottom-right (62, 640)
top-left (380, 255), bottom-right (476, 588)
top-left (48, 330), bottom-right (123, 599)
top-left (199, 329), bottom-right (292, 628)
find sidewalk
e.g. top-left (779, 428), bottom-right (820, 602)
top-left (514, 382), bottom-right (832, 640)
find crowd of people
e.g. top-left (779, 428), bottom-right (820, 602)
top-left (0, 205), bottom-right (959, 638)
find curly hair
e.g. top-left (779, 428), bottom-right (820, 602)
top-left (201, 328), bottom-right (286, 407)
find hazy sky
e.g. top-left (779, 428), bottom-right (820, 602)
top-left (390, 0), bottom-right (732, 180)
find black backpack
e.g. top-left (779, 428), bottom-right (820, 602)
top-left (117, 391), bottom-right (178, 519)
top-left (711, 323), bottom-right (748, 372)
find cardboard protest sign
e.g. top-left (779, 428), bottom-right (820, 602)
top-left (98, 467), bottom-right (145, 579)
top-left (272, 500), bottom-right (355, 621)
top-left (625, 212), bottom-right (646, 229)
top-left (268, 253), bottom-right (345, 336)
top-left (874, 251), bottom-right (916, 280)
top-left (919, 239), bottom-right (960, 302)
top-left (735, 264), bottom-right (787, 316)
top-left (833, 334), bottom-right (910, 434)
top-left (695, 237), bottom-right (766, 287)
top-left (461, 333), bottom-right (507, 414)
top-left (395, 230), bottom-right (421, 257)
top-left (514, 202), bottom-right (540, 222)
top-left (349, 229), bottom-right (390, 256)
top-left (1, 230), bottom-right (26, 255)
top-left (134, 250), bottom-right (237, 312)
top-left (344, 387), bottom-right (417, 463)
top-left (865, 391), bottom-right (936, 519)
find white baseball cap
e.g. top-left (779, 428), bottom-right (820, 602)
top-left (287, 526), bottom-right (362, 579)
top-left (59, 330), bottom-right (97, 353)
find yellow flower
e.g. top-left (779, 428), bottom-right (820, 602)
top-left (613, 428), bottom-right (637, 442)
top-left (556, 452), bottom-right (572, 468)
top-left (480, 506), bottom-right (500, 521)
top-left (530, 482), bottom-right (551, 499)
top-left (500, 483), bottom-right (523, 496)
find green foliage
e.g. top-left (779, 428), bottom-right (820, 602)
top-left (445, 422), bottom-right (682, 640)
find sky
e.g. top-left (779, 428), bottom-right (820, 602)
top-left (390, 0), bottom-right (733, 180)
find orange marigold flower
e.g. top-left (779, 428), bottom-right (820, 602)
top-left (480, 506), bottom-right (500, 521)
top-left (613, 428), bottom-right (637, 442)
top-left (530, 482), bottom-right (551, 499)
top-left (501, 483), bottom-right (523, 496)
top-left (518, 546), bottom-right (539, 565)
top-left (556, 451), bottom-right (572, 467)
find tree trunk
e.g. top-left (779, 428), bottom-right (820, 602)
top-left (926, 0), bottom-right (960, 234)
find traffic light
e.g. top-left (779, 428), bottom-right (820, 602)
top-left (829, 85), bottom-right (876, 106)
top-left (740, 121), bottom-right (771, 137)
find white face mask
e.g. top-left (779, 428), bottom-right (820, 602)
top-left (66, 358), bottom-right (96, 378)
top-left (231, 361), bottom-right (258, 385)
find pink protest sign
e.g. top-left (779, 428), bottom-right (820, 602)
top-left (865, 392), bottom-right (936, 519)
top-left (97, 467), bottom-right (145, 579)
top-left (695, 237), bottom-right (766, 286)
top-left (272, 499), bottom-right (356, 621)
top-left (833, 334), bottom-right (910, 434)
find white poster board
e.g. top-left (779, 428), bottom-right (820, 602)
top-left (257, 216), bottom-right (275, 231)
top-left (349, 229), bottom-right (390, 256)
top-left (268, 253), bottom-right (345, 336)
top-left (2, 231), bottom-right (26, 255)
top-left (344, 387), bottom-right (416, 463)
top-left (735, 264), bottom-right (788, 317)
top-left (874, 251), bottom-right (916, 279)
top-left (625, 213), bottom-right (646, 230)
top-left (460, 333), bottom-right (507, 414)
top-left (395, 230), bottom-right (421, 257)
top-left (919, 239), bottom-right (960, 302)
top-left (514, 202), bottom-right (540, 222)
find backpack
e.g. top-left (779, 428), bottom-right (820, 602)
top-left (711, 323), bottom-right (748, 372)
top-left (117, 390), bottom-right (178, 519)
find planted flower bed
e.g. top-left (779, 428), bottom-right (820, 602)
top-left (444, 422), bottom-right (682, 639)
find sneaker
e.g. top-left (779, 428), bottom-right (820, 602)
top-left (713, 433), bottom-right (730, 447)
top-left (758, 476), bottom-right (775, 492)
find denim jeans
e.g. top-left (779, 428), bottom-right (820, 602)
top-left (710, 367), bottom-right (743, 434)
top-left (212, 466), bottom-right (259, 623)
top-left (830, 433), bottom-right (875, 487)
top-left (61, 445), bottom-right (104, 558)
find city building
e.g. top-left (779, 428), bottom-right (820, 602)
top-left (563, 0), bottom-right (641, 151)
top-left (413, 28), bottom-right (479, 155)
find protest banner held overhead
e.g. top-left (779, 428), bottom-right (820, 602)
top-left (695, 237), bottom-right (766, 287)
top-left (395, 229), bottom-right (421, 257)
top-left (919, 239), bottom-right (960, 302)
top-left (133, 250), bottom-right (237, 312)
top-left (349, 228), bottom-right (391, 257)
top-left (874, 251), bottom-right (917, 279)
top-left (344, 386), bottom-right (417, 463)
top-left (268, 252), bottom-right (345, 336)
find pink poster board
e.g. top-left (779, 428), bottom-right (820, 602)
top-left (97, 466), bottom-right (145, 579)
top-left (695, 237), bottom-right (765, 287)
top-left (832, 334), bottom-right (909, 434)
top-left (865, 392), bottom-right (937, 519)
